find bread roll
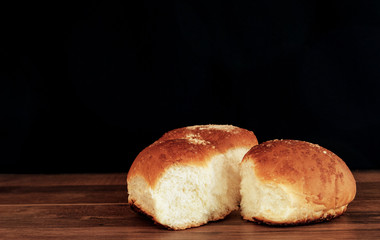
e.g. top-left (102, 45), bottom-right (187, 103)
top-left (127, 124), bottom-right (258, 230)
top-left (240, 139), bottom-right (356, 225)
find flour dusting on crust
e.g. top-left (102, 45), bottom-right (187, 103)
top-left (187, 124), bottom-right (237, 133)
top-left (184, 133), bottom-right (211, 145)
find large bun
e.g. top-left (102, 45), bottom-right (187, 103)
top-left (127, 124), bottom-right (258, 230)
top-left (240, 139), bottom-right (356, 225)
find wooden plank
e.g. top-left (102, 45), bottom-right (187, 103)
top-left (353, 170), bottom-right (380, 183)
top-left (0, 185), bottom-right (128, 204)
top-left (0, 173), bottom-right (127, 187)
top-left (1, 226), bottom-right (380, 240)
top-left (0, 171), bottom-right (379, 239)
top-left (355, 182), bottom-right (380, 199)
top-left (0, 173), bottom-right (128, 205)
top-left (0, 204), bottom-right (378, 229)
top-left (0, 204), bottom-right (132, 228)
top-left (0, 206), bottom-right (379, 240)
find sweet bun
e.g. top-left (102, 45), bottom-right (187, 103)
top-left (240, 139), bottom-right (356, 225)
top-left (127, 124), bottom-right (258, 230)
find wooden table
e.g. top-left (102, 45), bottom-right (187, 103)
top-left (0, 171), bottom-right (379, 239)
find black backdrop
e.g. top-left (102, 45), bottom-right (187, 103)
top-left (1, 1), bottom-right (379, 173)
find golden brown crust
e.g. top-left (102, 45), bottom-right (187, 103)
top-left (157, 124), bottom-right (258, 154)
top-left (242, 139), bottom-right (356, 210)
top-left (127, 139), bottom-right (218, 188)
top-left (127, 125), bottom-right (258, 188)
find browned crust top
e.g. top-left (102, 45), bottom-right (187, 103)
top-left (157, 124), bottom-right (258, 153)
top-left (127, 124), bottom-right (258, 187)
top-left (127, 139), bottom-right (217, 187)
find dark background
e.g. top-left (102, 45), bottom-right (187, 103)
top-left (1, 1), bottom-right (379, 173)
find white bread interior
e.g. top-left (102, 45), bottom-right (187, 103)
top-left (239, 139), bottom-right (356, 225)
top-left (128, 147), bottom-right (248, 229)
top-left (127, 125), bottom-right (258, 230)
top-left (240, 160), bottom-right (348, 224)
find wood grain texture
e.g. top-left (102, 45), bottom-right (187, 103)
top-left (0, 170), bottom-right (379, 239)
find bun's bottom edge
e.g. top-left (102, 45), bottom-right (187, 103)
top-left (128, 200), bottom-right (171, 230)
top-left (241, 205), bottom-right (348, 226)
top-left (128, 199), bottom-right (235, 230)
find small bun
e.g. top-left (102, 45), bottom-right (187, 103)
top-left (240, 139), bottom-right (356, 225)
top-left (127, 124), bottom-right (258, 230)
